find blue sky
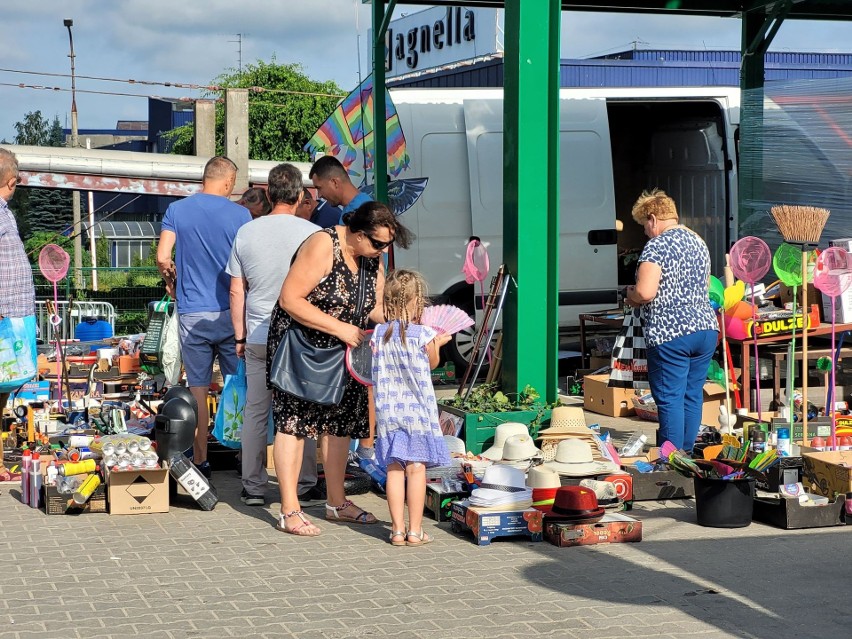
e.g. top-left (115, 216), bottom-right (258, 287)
top-left (1, 2), bottom-right (850, 142)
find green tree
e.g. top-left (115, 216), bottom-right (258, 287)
top-left (11, 111), bottom-right (72, 241)
top-left (166, 59), bottom-right (343, 161)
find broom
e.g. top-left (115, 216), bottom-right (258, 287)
top-left (770, 205), bottom-right (830, 448)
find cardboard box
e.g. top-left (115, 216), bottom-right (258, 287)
top-left (545, 513), bottom-right (643, 547)
top-left (583, 374), bottom-right (636, 418)
top-left (424, 485), bottom-right (469, 522)
top-left (802, 450), bottom-right (852, 498)
top-left (752, 494), bottom-right (845, 529)
top-left (107, 465), bottom-right (169, 515)
top-left (558, 472), bottom-right (633, 503)
top-left (43, 483), bottom-right (107, 515)
top-left (700, 382), bottom-right (727, 427)
top-left (622, 465), bottom-right (694, 501)
top-left (450, 501), bottom-right (543, 545)
top-left (753, 456), bottom-right (803, 493)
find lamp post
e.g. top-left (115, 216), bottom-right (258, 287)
top-left (64, 18), bottom-right (83, 288)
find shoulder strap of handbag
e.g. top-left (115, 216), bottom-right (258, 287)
top-left (354, 257), bottom-right (367, 318)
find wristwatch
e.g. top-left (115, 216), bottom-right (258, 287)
top-left (235, 338), bottom-right (246, 344)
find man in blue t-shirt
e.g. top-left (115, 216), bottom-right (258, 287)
top-left (157, 156), bottom-right (251, 477)
top-left (308, 156), bottom-right (372, 224)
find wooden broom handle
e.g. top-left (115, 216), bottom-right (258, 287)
top-left (801, 251), bottom-right (809, 448)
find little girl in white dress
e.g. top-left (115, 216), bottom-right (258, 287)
top-left (372, 269), bottom-right (451, 546)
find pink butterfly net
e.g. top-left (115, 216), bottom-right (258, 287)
top-left (38, 244), bottom-right (71, 410)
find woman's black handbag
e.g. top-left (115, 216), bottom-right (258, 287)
top-left (269, 256), bottom-right (367, 405)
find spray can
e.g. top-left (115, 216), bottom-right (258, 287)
top-left (21, 449), bottom-right (31, 505)
top-left (30, 452), bottom-right (42, 508)
top-left (72, 472), bottom-right (102, 505)
top-left (58, 459), bottom-right (97, 476)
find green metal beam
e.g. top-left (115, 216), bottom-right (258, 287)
top-left (502, 0), bottom-right (561, 403)
top-left (371, 0), bottom-right (396, 210)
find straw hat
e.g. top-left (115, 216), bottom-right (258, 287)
top-left (537, 406), bottom-right (587, 436)
top-left (480, 423), bottom-right (529, 460)
top-left (526, 466), bottom-right (562, 489)
top-left (543, 438), bottom-right (618, 477)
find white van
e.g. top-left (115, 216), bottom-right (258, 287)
top-left (385, 87), bottom-right (742, 367)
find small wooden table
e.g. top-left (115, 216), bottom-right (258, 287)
top-left (729, 323), bottom-right (852, 411)
top-left (578, 310), bottom-right (624, 369)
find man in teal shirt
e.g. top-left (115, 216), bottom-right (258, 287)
top-left (308, 156), bottom-right (372, 224)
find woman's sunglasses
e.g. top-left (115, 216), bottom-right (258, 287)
top-left (363, 232), bottom-right (394, 250)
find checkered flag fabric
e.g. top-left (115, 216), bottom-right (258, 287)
top-left (608, 307), bottom-right (650, 390)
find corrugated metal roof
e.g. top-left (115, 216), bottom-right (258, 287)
top-left (390, 49), bottom-right (852, 89)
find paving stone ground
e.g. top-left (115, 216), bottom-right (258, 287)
top-left (0, 406), bottom-right (846, 639)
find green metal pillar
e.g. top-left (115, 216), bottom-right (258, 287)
top-left (371, 0), bottom-right (395, 207)
top-left (502, 0), bottom-right (561, 402)
top-left (739, 3), bottom-right (790, 235)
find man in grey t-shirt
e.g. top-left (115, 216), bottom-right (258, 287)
top-left (227, 164), bottom-right (319, 506)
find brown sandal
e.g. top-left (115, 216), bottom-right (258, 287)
top-left (276, 510), bottom-right (321, 536)
top-left (325, 499), bottom-right (377, 524)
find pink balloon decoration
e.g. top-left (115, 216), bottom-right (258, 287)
top-left (729, 236), bottom-right (772, 284)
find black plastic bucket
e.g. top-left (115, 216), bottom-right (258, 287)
top-left (693, 477), bottom-right (755, 528)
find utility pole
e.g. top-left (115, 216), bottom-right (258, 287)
top-left (64, 19), bottom-right (83, 288)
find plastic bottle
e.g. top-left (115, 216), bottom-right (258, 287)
top-left (358, 456), bottom-right (388, 490)
top-left (839, 436), bottom-right (852, 452)
top-left (810, 436), bottom-right (826, 452)
top-left (46, 460), bottom-right (59, 487)
top-left (30, 452), bottom-right (42, 509)
top-left (21, 449), bottom-right (31, 505)
top-left (619, 432), bottom-right (648, 457)
top-left (776, 428), bottom-right (791, 457)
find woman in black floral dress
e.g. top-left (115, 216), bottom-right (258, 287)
top-left (267, 202), bottom-right (413, 536)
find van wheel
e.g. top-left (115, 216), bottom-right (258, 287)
top-left (443, 298), bottom-right (498, 378)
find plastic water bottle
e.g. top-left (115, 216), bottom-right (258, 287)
top-left (619, 432), bottom-right (648, 457)
top-left (358, 456), bottom-right (387, 490)
top-left (776, 428), bottom-right (791, 457)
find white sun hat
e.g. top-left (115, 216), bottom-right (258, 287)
top-left (443, 435), bottom-right (466, 456)
top-left (543, 438), bottom-right (618, 477)
top-left (500, 434), bottom-right (541, 461)
top-left (468, 465), bottom-right (532, 507)
top-left (526, 466), bottom-right (562, 489)
top-left (480, 422), bottom-right (529, 460)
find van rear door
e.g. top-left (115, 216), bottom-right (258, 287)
top-left (462, 97), bottom-right (618, 327)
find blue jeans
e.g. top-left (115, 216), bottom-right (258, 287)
top-left (647, 330), bottom-right (718, 452)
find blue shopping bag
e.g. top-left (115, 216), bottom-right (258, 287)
top-left (0, 315), bottom-right (38, 393)
top-left (213, 358), bottom-right (246, 449)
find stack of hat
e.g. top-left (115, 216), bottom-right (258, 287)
top-left (543, 438), bottom-right (618, 478)
top-left (543, 485), bottom-right (605, 524)
top-left (496, 434), bottom-right (543, 471)
top-left (480, 423), bottom-right (530, 460)
top-left (536, 406), bottom-right (598, 462)
top-left (526, 466), bottom-right (562, 512)
top-left (579, 478), bottom-right (621, 509)
top-left (468, 465), bottom-right (532, 509)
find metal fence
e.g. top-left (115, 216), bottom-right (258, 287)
top-left (32, 266), bottom-right (165, 336)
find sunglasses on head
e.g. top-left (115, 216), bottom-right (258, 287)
top-left (363, 232), bottom-right (394, 250)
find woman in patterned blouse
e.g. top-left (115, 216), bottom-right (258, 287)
top-left (623, 189), bottom-right (719, 452)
